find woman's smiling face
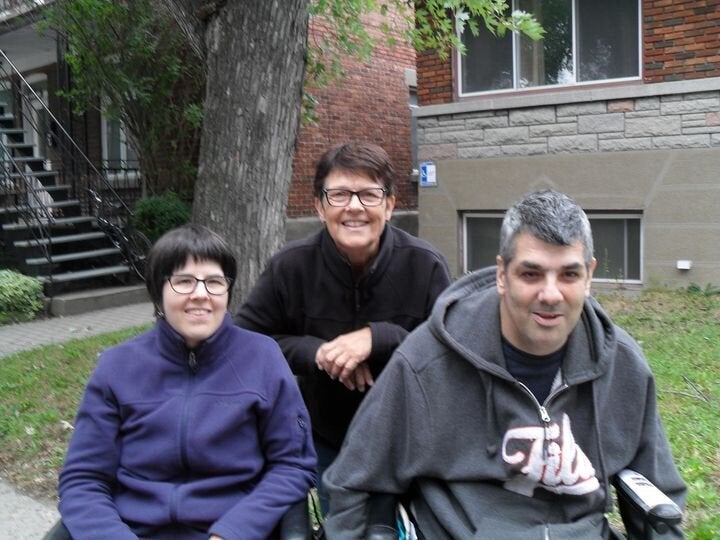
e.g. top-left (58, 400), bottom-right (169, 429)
top-left (162, 257), bottom-right (228, 349)
top-left (314, 170), bottom-right (395, 268)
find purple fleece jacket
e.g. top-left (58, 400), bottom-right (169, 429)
top-left (59, 314), bottom-right (316, 540)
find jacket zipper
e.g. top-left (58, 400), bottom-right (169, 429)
top-left (516, 381), bottom-right (569, 458)
top-left (171, 350), bottom-right (197, 521)
top-left (353, 284), bottom-right (361, 328)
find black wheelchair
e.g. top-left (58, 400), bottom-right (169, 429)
top-left (363, 469), bottom-right (682, 540)
top-left (43, 497), bottom-right (313, 540)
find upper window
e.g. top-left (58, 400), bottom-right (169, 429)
top-left (101, 116), bottom-right (138, 170)
top-left (459, 0), bottom-right (640, 96)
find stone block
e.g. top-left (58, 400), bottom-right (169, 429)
top-left (457, 145), bottom-right (503, 159)
top-left (625, 116), bottom-right (681, 137)
top-left (625, 110), bottom-right (660, 118)
top-left (578, 113), bottom-right (624, 134)
top-left (652, 134), bottom-right (710, 149)
top-left (548, 134), bottom-right (597, 153)
top-left (634, 97), bottom-right (660, 111)
top-left (598, 132), bottom-right (624, 140)
top-left (509, 107), bottom-right (556, 125)
top-left (417, 117), bottom-right (439, 128)
top-left (529, 123), bottom-right (577, 137)
top-left (661, 98), bottom-right (720, 115)
top-left (556, 102), bottom-right (607, 117)
top-left (598, 138), bottom-right (653, 151)
top-left (501, 143), bottom-right (548, 156)
top-left (484, 126), bottom-right (529, 145)
top-left (465, 115), bottom-right (509, 129)
top-left (418, 143), bottom-right (457, 161)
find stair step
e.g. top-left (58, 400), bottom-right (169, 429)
top-left (0, 128), bottom-right (25, 135)
top-left (2, 183), bottom-right (69, 195)
top-left (14, 230), bottom-right (106, 247)
top-left (26, 247), bottom-right (121, 265)
top-left (0, 199), bottom-right (81, 215)
top-left (3, 156), bottom-right (45, 163)
top-left (37, 265), bottom-right (130, 283)
top-left (7, 170), bottom-right (58, 180)
top-left (3, 215), bottom-right (95, 231)
top-left (4, 142), bottom-right (34, 150)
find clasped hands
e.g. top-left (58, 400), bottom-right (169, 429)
top-left (315, 327), bottom-right (374, 392)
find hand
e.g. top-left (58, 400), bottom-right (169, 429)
top-left (315, 327), bottom-right (372, 383)
top-left (339, 363), bottom-right (375, 392)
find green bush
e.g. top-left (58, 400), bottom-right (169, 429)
top-left (131, 191), bottom-right (191, 242)
top-left (0, 270), bottom-right (44, 324)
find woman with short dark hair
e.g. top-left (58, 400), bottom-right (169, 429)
top-left (236, 142), bottom-right (451, 512)
top-left (54, 224), bottom-right (316, 539)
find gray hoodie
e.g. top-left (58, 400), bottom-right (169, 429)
top-left (324, 267), bottom-right (686, 539)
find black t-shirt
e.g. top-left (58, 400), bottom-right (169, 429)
top-left (502, 338), bottom-right (564, 404)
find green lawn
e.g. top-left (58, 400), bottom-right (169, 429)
top-left (0, 290), bottom-right (717, 537)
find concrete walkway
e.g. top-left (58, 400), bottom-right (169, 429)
top-left (0, 302), bottom-right (155, 540)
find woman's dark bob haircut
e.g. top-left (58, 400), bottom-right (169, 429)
top-left (313, 142), bottom-right (396, 197)
top-left (145, 224), bottom-right (237, 316)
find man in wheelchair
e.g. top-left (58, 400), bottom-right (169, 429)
top-left (323, 190), bottom-right (686, 539)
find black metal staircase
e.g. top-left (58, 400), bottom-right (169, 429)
top-left (0, 48), bottom-right (144, 296)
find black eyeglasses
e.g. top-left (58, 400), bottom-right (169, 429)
top-left (167, 275), bottom-right (232, 296)
top-left (322, 188), bottom-right (387, 207)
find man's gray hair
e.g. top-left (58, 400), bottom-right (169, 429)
top-left (499, 190), bottom-right (594, 266)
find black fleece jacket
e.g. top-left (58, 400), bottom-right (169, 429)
top-left (235, 225), bottom-right (451, 448)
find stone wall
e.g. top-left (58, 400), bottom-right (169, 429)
top-left (417, 89), bottom-right (720, 162)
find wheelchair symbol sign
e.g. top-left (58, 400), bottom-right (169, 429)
top-left (420, 162), bottom-right (437, 187)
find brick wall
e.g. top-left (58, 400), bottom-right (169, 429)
top-left (644, 0), bottom-right (720, 82)
top-left (289, 13), bottom-right (417, 217)
top-left (417, 0), bottom-right (720, 105)
top-left (417, 48), bottom-right (452, 106)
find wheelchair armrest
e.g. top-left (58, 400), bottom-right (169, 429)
top-left (366, 493), bottom-right (399, 540)
top-left (280, 497), bottom-right (311, 540)
top-left (616, 469), bottom-right (682, 535)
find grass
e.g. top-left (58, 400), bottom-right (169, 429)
top-left (0, 325), bottom-right (150, 500)
top-left (0, 290), bottom-right (717, 537)
top-left (596, 289), bottom-right (719, 539)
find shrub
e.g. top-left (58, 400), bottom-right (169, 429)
top-left (131, 191), bottom-right (191, 242)
top-left (0, 270), bottom-right (44, 324)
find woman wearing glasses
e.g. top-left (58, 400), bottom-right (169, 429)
top-left (54, 224), bottom-right (316, 539)
top-left (236, 142), bottom-right (451, 512)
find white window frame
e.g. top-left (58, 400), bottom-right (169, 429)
top-left (462, 211), bottom-right (643, 284)
top-left (457, 0), bottom-right (643, 98)
top-left (100, 115), bottom-right (138, 170)
top-left (587, 213), bottom-right (643, 284)
top-left (462, 212), bottom-right (504, 273)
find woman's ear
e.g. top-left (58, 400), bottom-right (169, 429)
top-left (314, 197), bottom-right (326, 223)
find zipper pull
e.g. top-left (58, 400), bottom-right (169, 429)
top-left (188, 351), bottom-right (197, 372)
top-left (539, 405), bottom-right (551, 423)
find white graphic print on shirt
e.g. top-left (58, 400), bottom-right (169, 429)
top-left (501, 413), bottom-right (600, 497)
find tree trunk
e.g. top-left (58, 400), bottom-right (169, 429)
top-left (191, 1), bottom-right (309, 308)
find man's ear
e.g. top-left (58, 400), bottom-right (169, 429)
top-left (496, 255), bottom-right (506, 295)
top-left (585, 257), bottom-right (597, 296)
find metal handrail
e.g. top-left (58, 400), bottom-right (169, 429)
top-left (0, 47), bottom-right (132, 215)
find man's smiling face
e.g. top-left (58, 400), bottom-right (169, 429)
top-left (496, 232), bottom-right (596, 356)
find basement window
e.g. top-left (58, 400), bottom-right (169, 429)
top-left (463, 212), bottom-right (642, 282)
